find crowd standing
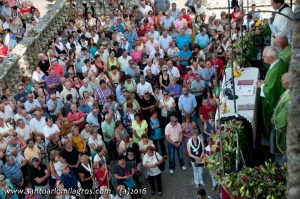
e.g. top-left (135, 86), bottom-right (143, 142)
top-left (0, 0), bottom-right (292, 198)
top-left (0, 0), bottom-right (41, 62)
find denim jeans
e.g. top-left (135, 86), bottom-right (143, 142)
top-left (168, 143), bottom-right (185, 170)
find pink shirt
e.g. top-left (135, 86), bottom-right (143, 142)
top-left (165, 123), bottom-right (182, 143)
top-left (174, 18), bottom-right (187, 32)
top-left (130, 50), bottom-right (143, 64)
top-left (68, 111), bottom-right (84, 129)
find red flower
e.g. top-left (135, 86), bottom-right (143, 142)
top-left (221, 125), bottom-right (225, 131)
top-left (223, 156), bottom-right (229, 161)
top-left (216, 147), bottom-right (220, 153)
top-left (242, 176), bottom-right (249, 183)
top-left (226, 128), bottom-right (231, 132)
top-left (217, 141), bottom-right (221, 147)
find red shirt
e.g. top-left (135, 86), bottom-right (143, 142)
top-left (20, 7), bottom-right (31, 15)
top-left (49, 64), bottom-right (64, 77)
top-left (96, 168), bottom-right (109, 188)
top-left (199, 105), bottom-right (216, 121)
top-left (183, 14), bottom-right (191, 28)
top-left (67, 110), bottom-right (84, 129)
top-left (210, 58), bottom-right (224, 80)
top-left (0, 45), bottom-right (8, 61)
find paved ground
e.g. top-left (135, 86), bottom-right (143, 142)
top-left (140, 157), bottom-right (220, 199)
top-left (32, 0), bottom-right (56, 17)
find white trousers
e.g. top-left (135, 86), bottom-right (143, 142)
top-left (191, 162), bottom-right (204, 185)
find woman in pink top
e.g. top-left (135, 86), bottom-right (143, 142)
top-left (130, 43), bottom-right (143, 64)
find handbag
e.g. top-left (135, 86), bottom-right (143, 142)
top-left (167, 109), bottom-right (177, 117)
top-left (155, 152), bottom-right (165, 172)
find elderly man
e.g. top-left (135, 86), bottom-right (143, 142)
top-left (30, 158), bottom-right (50, 199)
top-left (143, 59), bottom-right (160, 76)
top-left (24, 93), bottom-right (42, 115)
top-left (159, 29), bottom-right (172, 52)
top-left (271, 73), bottom-right (289, 165)
top-left (43, 117), bottom-right (60, 145)
top-left (166, 60), bottom-right (181, 81)
top-left (145, 36), bottom-right (159, 56)
top-left (257, 46), bottom-right (288, 134)
top-left (136, 76), bottom-right (154, 99)
top-left (195, 28), bottom-right (210, 49)
top-left (86, 107), bottom-right (101, 129)
top-left (165, 116), bottom-right (186, 174)
top-left (149, 44), bottom-right (165, 60)
top-left (101, 113), bottom-right (117, 162)
top-left (178, 87), bottom-right (198, 122)
top-left (47, 94), bottom-right (64, 122)
top-left (271, 0), bottom-right (293, 43)
top-left (29, 109), bottom-right (46, 138)
top-left (274, 34), bottom-right (291, 68)
top-left (60, 81), bottom-right (79, 103)
top-left (161, 11), bottom-right (175, 31)
top-left (3, 155), bottom-right (24, 187)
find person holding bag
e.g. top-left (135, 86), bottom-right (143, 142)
top-left (142, 146), bottom-right (164, 196)
top-left (187, 130), bottom-right (205, 188)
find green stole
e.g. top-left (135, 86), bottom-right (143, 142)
top-left (263, 59), bottom-right (288, 134)
top-left (279, 45), bottom-right (291, 69)
top-left (274, 90), bottom-right (290, 153)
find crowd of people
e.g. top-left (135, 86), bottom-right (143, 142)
top-left (0, 0), bottom-right (41, 62)
top-left (0, 0), bottom-right (293, 198)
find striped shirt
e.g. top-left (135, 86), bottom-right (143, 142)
top-left (94, 87), bottom-right (113, 106)
top-left (3, 161), bottom-right (23, 183)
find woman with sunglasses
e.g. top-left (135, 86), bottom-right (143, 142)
top-left (159, 65), bottom-right (170, 90)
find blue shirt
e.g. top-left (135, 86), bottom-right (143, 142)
top-left (78, 104), bottom-right (91, 114)
top-left (178, 93), bottom-right (197, 116)
top-left (124, 31), bottom-right (138, 47)
top-left (175, 34), bottom-right (191, 50)
top-left (167, 84), bottom-right (182, 96)
top-left (195, 33), bottom-right (210, 49)
top-left (201, 67), bottom-right (217, 87)
top-left (60, 170), bottom-right (78, 190)
top-left (178, 50), bottom-right (192, 67)
top-left (150, 117), bottom-right (163, 140)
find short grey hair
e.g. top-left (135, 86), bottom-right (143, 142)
top-left (263, 46), bottom-right (278, 58)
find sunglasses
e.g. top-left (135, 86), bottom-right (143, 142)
top-left (163, 70), bottom-right (167, 72)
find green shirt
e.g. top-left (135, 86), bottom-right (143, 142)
top-left (274, 90), bottom-right (290, 153)
top-left (124, 79), bottom-right (136, 91)
top-left (263, 59), bottom-right (288, 133)
top-left (279, 45), bottom-right (291, 69)
top-left (131, 120), bottom-right (148, 144)
top-left (101, 120), bottom-right (116, 142)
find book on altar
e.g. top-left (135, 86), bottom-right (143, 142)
top-left (237, 80), bottom-right (254, 85)
top-left (236, 85), bottom-right (255, 96)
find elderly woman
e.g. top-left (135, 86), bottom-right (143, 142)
top-left (37, 53), bottom-right (49, 75)
top-left (108, 66), bottom-right (121, 87)
top-left (78, 154), bottom-right (94, 199)
top-left (182, 116), bottom-right (198, 165)
top-left (32, 66), bottom-right (46, 85)
top-left (88, 128), bottom-right (106, 157)
top-left (60, 139), bottom-right (80, 174)
top-left (187, 130), bottom-right (205, 188)
top-left (49, 150), bottom-right (64, 190)
top-left (167, 78), bottom-right (182, 100)
top-left (142, 146), bottom-right (164, 196)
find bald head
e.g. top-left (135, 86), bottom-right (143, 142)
top-left (281, 73), bottom-right (289, 89)
top-left (274, 34), bottom-right (288, 50)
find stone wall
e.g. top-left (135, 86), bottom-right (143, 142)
top-left (0, 0), bottom-right (73, 95)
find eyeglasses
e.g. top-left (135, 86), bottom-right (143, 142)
top-left (163, 70), bottom-right (167, 72)
top-left (129, 62), bottom-right (134, 65)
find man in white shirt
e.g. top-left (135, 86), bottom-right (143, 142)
top-left (43, 117), bottom-right (60, 145)
top-left (271, 0), bottom-right (293, 44)
top-left (143, 59), bottom-right (160, 76)
top-left (139, 0), bottom-right (153, 16)
top-left (145, 36), bottom-right (159, 55)
top-left (149, 44), bottom-right (165, 60)
top-left (118, 51), bottom-right (132, 73)
top-left (15, 119), bottom-right (32, 143)
top-left (194, 0), bottom-right (206, 16)
top-left (159, 30), bottom-right (172, 52)
top-left (189, 61), bottom-right (203, 75)
top-left (60, 81), bottom-right (79, 103)
top-left (136, 76), bottom-right (154, 99)
top-left (147, 26), bottom-right (160, 41)
top-left (29, 109), bottom-right (46, 138)
top-left (161, 11), bottom-right (175, 31)
top-left (166, 60), bottom-right (180, 80)
top-left (95, 45), bottom-right (109, 65)
top-left (24, 93), bottom-right (42, 115)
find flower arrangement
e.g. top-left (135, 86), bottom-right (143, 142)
top-left (203, 120), bottom-right (246, 181)
top-left (222, 161), bottom-right (287, 199)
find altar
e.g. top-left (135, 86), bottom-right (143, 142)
top-left (216, 67), bottom-right (260, 144)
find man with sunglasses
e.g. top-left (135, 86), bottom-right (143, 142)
top-left (165, 116), bottom-right (186, 174)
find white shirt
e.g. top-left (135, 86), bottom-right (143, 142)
top-left (272, 5), bottom-right (293, 43)
top-left (142, 152), bottom-right (162, 176)
top-left (60, 88), bottom-right (79, 103)
top-left (167, 67), bottom-right (180, 79)
top-left (260, 59), bottom-right (279, 97)
top-left (189, 65), bottom-right (203, 76)
top-left (139, 5), bottom-right (153, 16)
top-left (143, 64), bottom-right (160, 76)
top-left (29, 117), bottom-right (46, 133)
top-left (149, 48), bottom-right (165, 60)
top-left (24, 99), bottom-right (42, 113)
top-left (118, 55), bottom-right (132, 72)
top-left (43, 124), bottom-right (60, 142)
top-left (159, 35), bottom-right (172, 52)
top-left (159, 97), bottom-right (175, 117)
top-left (145, 40), bottom-right (159, 55)
top-left (194, 5), bottom-right (207, 16)
top-left (0, 123), bottom-right (13, 137)
top-left (137, 82), bottom-right (154, 97)
top-left (16, 125), bottom-right (32, 142)
top-left (147, 31), bottom-right (160, 41)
